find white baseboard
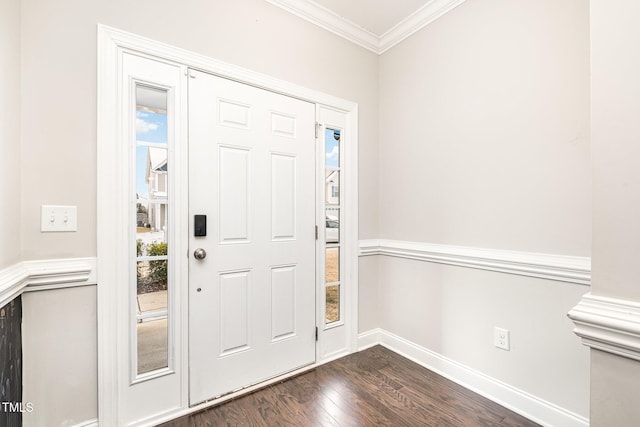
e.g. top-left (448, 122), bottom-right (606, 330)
top-left (358, 328), bottom-right (589, 427)
top-left (357, 328), bottom-right (381, 351)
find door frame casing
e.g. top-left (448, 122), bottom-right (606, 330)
top-left (97, 25), bottom-right (359, 425)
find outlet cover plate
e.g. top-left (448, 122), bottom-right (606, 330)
top-left (494, 326), bottom-right (510, 351)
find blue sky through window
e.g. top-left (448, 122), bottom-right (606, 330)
top-left (325, 128), bottom-right (340, 168)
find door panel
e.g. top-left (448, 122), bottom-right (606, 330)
top-left (188, 70), bottom-right (316, 405)
top-left (219, 270), bottom-right (251, 355)
top-left (272, 153), bottom-right (296, 240)
top-left (219, 146), bottom-right (251, 243)
top-left (271, 265), bottom-right (297, 341)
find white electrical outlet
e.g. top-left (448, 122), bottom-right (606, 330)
top-left (41, 205), bottom-right (78, 232)
top-left (494, 326), bottom-right (510, 351)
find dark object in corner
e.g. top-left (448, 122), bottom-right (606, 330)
top-left (0, 296), bottom-right (22, 427)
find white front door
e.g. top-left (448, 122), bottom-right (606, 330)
top-left (188, 70), bottom-right (317, 405)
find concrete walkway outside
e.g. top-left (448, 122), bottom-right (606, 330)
top-left (137, 290), bottom-right (168, 374)
top-left (138, 290), bottom-right (167, 313)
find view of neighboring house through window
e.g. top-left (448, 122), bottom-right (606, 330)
top-left (135, 85), bottom-right (170, 376)
top-left (325, 128), bottom-right (341, 325)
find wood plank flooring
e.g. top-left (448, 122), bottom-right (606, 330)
top-left (159, 345), bottom-right (540, 426)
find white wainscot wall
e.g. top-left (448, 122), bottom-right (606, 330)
top-left (0, 243), bottom-right (606, 427)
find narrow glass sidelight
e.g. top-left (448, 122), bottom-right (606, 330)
top-left (134, 85), bottom-right (170, 376)
top-left (324, 128), bottom-right (342, 326)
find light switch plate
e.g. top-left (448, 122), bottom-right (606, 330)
top-left (41, 205), bottom-right (77, 232)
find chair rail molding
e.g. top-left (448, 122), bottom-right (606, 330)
top-left (568, 293), bottom-right (640, 361)
top-left (359, 239), bottom-right (591, 285)
top-left (0, 258), bottom-right (97, 307)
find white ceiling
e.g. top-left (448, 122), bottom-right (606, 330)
top-left (311, 0), bottom-right (433, 36)
top-left (266, 0), bottom-right (468, 54)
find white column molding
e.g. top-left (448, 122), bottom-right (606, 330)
top-left (359, 239), bottom-right (591, 285)
top-left (0, 263), bottom-right (29, 308)
top-left (568, 293), bottom-right (640, 361)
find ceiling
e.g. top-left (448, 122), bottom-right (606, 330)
top-left (266, 0), bottom-right (468, 54)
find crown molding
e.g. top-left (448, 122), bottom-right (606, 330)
top-left (568, 293), bottom-right (640, 361)
top-left (359, 239), bottom-right (591, 285)
top-left (379, 0), bottom-right (468, 53)
top-left (265, 0), bottom-right (379, 53)
top-left (265, 0), bottom-right (468, 55)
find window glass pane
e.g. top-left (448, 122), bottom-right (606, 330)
top-left (325, 128), bottom-right (342, 325)
top-left (136, 244), bottom-right (169, 376)
top-left (325, 247), bottom-right (339, 284)
top-left (135, 85), bottom-right (169, 376)
top-left (325, 128), bottom-right (340, 206)
top-left (325, 285), bottom-right (340, 324)
top-left (136, 86), bottom-right (168, 145)
top-left (137, 248), bottom-right (168, 292)
top-left (325, 128), bottom-right (340, 167)
top-left (325, 170), bottom-right (340, 206)
top-left (137, 318), bottom-right (168, 374)
top-left (325, 207), bottom-right (339, 244)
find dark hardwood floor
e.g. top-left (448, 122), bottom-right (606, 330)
top-left (159, 345), bottom-right (540, 426)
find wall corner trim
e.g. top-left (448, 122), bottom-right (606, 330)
top-left (357, 329), bottom-right (589, 427)
top-left (568, 292), bottom-right (640, 361)
top-left (264, 0), bottom-right (468, 55)
top-left (359, 239), bottom-right (591, 285)
top-left (0, 258), bottom-right (97, 307)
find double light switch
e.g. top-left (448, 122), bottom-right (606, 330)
top-left (41, 205), bottom-right (77, 232)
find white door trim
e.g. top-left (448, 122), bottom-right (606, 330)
top-left (97, 24), bottom-right (358, 425)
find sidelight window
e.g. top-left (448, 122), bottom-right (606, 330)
top-left (324, 128), bottom-right (343, 326)
top-left (134, 85), bottom-right (170, 377)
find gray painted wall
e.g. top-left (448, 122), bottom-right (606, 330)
top-left (376, 0), bottom-right (591, 418)
top-left (0, 0), bottom-right (21, 269)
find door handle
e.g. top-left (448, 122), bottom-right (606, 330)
top-left (194, 248), bottom-right (207, 260)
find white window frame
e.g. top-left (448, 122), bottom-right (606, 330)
top-left (97, 25), bottom-right (358, 425)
